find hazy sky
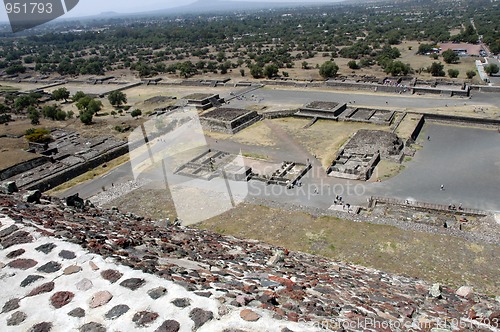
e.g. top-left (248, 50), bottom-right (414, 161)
top-left (1, 0), bottom-right (345, 22)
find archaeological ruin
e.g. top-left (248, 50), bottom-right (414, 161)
top-left (199, 107), bottom-right (262, 134)
top-left (1, 129), bottom-right (126, 191)
top-left (328, 129), bottom-right (405, 180)
top-left (295, 101), bottom-right (396, 125)
top-left (174, 149), bottom-right (311, 187)
top-left (182, 93), bottom-right (225, 110)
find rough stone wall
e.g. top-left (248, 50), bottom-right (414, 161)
top-left (0, 157), bottom-right (49, 181)
top-left (200, 111), bottom-right (260, 134)
top-left (23, 144), bottom-right (128, 192)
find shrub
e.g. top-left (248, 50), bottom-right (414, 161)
top-left (319, 61), bottom-right (339, 78)
top-left (131, 109), bottom-right (142, 118)
top-left (25, 128), bottom-right (51, 143)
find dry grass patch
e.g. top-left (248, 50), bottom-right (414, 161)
top-left (0, 138), bottom-right (39, 170)
top-left (205, 120), bottom-right (277, 147)
top-left (103, 188), bottom-right (177, 221)
top-left (395, 114), bottom-right (422, 139)
top-left (197, 203), bottom-right (500, 295)
top-left (371, 160), bottom-right (406, 181)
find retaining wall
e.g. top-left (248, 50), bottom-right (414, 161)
top-left (410, 114), bottom-right (426, 141)
top-left (0, 157), bottom-right (49, 181)
top-left (25, 144), bottom-right (129, 192)
top-left (423, 113), bottom-right (500, 126)
top-left (371, 196), bottom-right (487, 217)
top-left (261, 110), bottom-right (298, 119)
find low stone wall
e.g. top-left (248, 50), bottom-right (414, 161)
top-left (370, 196), bottom-right (488, 217)
top-left (25, 144), bottom-right (129, 192)
top-left (230, 115), bottom-right (262, 134)
top-left (412, 86), bottom-right (470, 97)
top-left (261, 110), bottom-right (298, 119)
top-left (423, 113), bottom-right (500, 126)
top-left (470, 85), bottom-right (500, 93)
top-left (0, 157), bottom-right (49, 181)
top-left (103, 82), bottom-right (142, 95)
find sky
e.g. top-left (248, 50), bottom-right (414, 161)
top-left (0, 0), bottom-right (345, 22)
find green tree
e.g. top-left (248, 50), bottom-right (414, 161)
top-left (177, 61), bottom-right (197, 78)
top-left (384, 61), bottom-right (412, 76)
top-left (250, 64), bottom-right (263, 79)
top-left (131, 109), bottom-right (142, 118)
top-left (42, 105), bottom-right (58, 120)
top-left (319, 61), bottom-right (339, 78)
top-left (52, 87), bottom-right (70, 102)
top-left (442, 49), bottom-right (459, 64)
top-left (14, 95), bottom-right (36, 111)
top-left (216, 51), bottom-right (226, 63)
top-left (87, 99), bottom-right (103, 114)
top-left (108, 91), bottom-right (127, 107)
top-left (466, 70), bottom-right (476, 79)
top-left (301, 61), bottom-right (309, 69)
top-left (0, 114), bottom-right (12, 124)
top-left (429, 62), bottom-right (445, 77)
top-left (76, 96), bottom-right (92, 111)
top-left (72, 91), bottom-right (87, 102)
top-left (417, 43), bottom-right (435, 55)
top-left (79, 111), bottom-right (93, 125)
top-left (55, 110), bottom-right (67, 121)
top-left (5, 64), bottom-right (26, 75)
top-left (76, 97), bottom-right (102, 114)
top-left (28, 109), bottom-right (40, 125)
top-left (448, 69), bottom-right (460, 78)
top-left (347, 60), bottom-right (359, 69)
top-left (0, 103), bottom-right (9, 114)
top-left (484, 63), bottom-right (499, 75)
top-left (263, 64), bottom-right (279, 79)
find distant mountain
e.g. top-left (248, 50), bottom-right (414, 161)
top-left (120, 0), bottom-right (347, 17)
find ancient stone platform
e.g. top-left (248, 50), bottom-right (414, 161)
top-left (295, 101), bottom-right (396, 126)
top-left (295, 101), bottom-right (346, 120)
top-left (200, 108), bottom-right (261, 134)
top-left (182, 93), bottom-right (225, 110)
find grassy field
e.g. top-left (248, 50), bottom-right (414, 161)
top-left (0, 137), bottom-right (39, 170)
top-left (205, 120), bottom-right (278, 147)
top-left (398, 41), bottom-right (481, 81)
top-left (395, 114), bottom-right (422, 139)
top-left (0, 84), bottom-right (19, 92)
top-left (370, 160), bottom-right (406, 182)
top-left (197, 203), bottom-right (500, 296)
